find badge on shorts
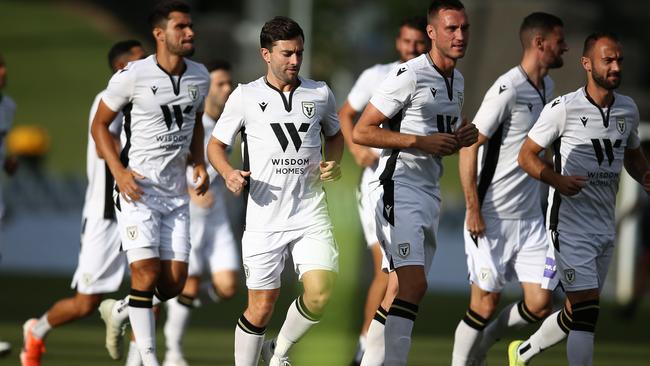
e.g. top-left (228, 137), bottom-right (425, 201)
top-left (616, 117), bottom-right (626, 134)
top-left (479, 268), bottom-right (490, 281)
top-left (302, 101), bottom-right (316, 119)
top-left (188, 85), bottom-right (199, 101)
top-left (126, 226), bottom-right (138, 240)
top-left (243, 264), bottom-right (250, 279)
top-left (397, 243), bottom-right (410, 258)
top-left (564, 268), bottom-right (576, 283)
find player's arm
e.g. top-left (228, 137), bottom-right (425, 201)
top-left (338, 101), bottom-right (379, 167)
top-left (207, 136), bottom-right (248, 193)
top-left (624, 147), bottom-right (650, 194)
top-left (320, 130), bottom-right (343, 182)
top-left (189, 112), bottom-right (209, 196)
top-left (459, 132), bottom-right (489, 238)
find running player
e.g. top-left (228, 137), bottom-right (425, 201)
top-left (514, 32), bottom-right (649, 365)
top-left (338, 16), bottom-right (428, 366)
top-left (162, 60), bottom-right (239, 366)
top-left (451, 13), bottom-right (567, 365)
top-left (91, 1), bottom-right (210, 365)
top-left (207, 16), bottom-right (343, 366)
top-left (18, 40), bottom-right (145, 366)
top-left (353, 1), bottom-right (476, 364)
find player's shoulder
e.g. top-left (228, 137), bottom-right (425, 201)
top-left (298, 77), bottom-right (332, 99)
top-left (613, 92), bottom-right (638, 111)
top-left (363, 61), bottom-right (400, 78)
top-left (561, 88), bottom-right (585, 106)
top-left (453, 67), bottom-right (465, 86)
top-left (121, 55), bottom-right (153, 74)
top-left (185, 58), bottom-right (210, 78)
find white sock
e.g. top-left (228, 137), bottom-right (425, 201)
top-left (353, 334), bottom-right (367, 363)
top-left (360, 307), bottom-right (387, 366)
top-left (518, 308), bottom-right (570, 362)
top-left (567, 330), bottom-right (594, 365)
top-left (234, 315), bottom-right (265, 366)
top-left (125, 340), bottom-right (143, 366)
top-left (274, 296), bottom-right (320, 357)
top-left (115, 297), bottom-right (131, 324)
top-left (128, 290), bottom-right (158, 366)
top-left (452, 307), bottom-right (491, 366)
top-left (476, 301), bottom-right (534, 357)
top-left (164, 296), bottom-right (193, 356)
top-left (31, 313), bottom-right (52, 339)
top-left (384, 299), bottom-right (418, 366)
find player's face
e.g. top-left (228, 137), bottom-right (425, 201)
top-left (542, 26), bottom-right (568, 69)
top-left (209, 69), bottom-right (233, 107)
top-left (428, 9), bottom-right (470, 60)
top-left (263, 37), bottom-right (304, 85)
top-left (585, 38), bottom-right (623, 90)
top-left (163, 11), bottom-right (195, 57)
top-left (395, 26), bottom-right (428, 62)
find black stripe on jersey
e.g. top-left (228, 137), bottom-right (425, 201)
top-left (584, 89), bottom-right (614, 128)
top-left (119, 103), bottom-right (133, 169)
top-left (240, 127), bottom-right (250, 230)
top-left (548, 138), bottom-right (562, 233)
top-left (477, 123), bottom-right (504, 207)
top-left (156, 61), bottom-right (187, 96)
top-left (378, 111), bottom-right (404, 226)
top-left (264, 78), bottom-right (302, 112)
top-left (427, 53), bottom-right (455, 101)
top-left (517, 66), bottom-right (546, 105)
top-left (103, 163), bottom-right (116, 220)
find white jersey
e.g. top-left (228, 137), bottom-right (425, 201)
top-left (369, 53), bottom-right (464, 193)
top-left (83, 90), bottom-right (123, 220)
top-left (0, 93), bottom-right (16, 171)
top-left (474, 66), bottom-right (554, 219)
top-left (528, 87), bottom-right (640, 235)
top-left (101, 55), bottom-right (210, 197)
top-left (212, 76), bottom-right (340, 232)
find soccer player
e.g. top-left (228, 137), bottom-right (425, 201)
top-left (17, 40), bottom-right (145, 366)
top-left (91, 1), bottom-right (210, 365)
top-left (451, 13), bottom-right (568, 365)
top-left (353, 1), bottom-right (476, 364)
top-left (207, 16), bottom-right (343, 366)
top-left (162, 60), bottom-right (239, 366)
top-left (514, 32), bottom-right (649, 366)
top-left (338, 16), bottom-right (428, 365)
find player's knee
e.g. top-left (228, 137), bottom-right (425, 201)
top-left (570, 299), bottom-right (600, 333)
top-left (247, 299), bottom-right (275, 323)
top-left (130, 263), bottom-right (161, 289)
top-left (526, 301), bottom-right (552, 319)
top-left (302, 289), bottom-right (332, 315)
top-left (400, 276), bottom-right (427, 302)
top-left (473, 298), bottom-right (497, 319)
top-left (217, 283), bottom-right (237, 300)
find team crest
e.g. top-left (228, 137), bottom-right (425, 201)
top-left (479, 268), bottom-right (490, 281)
top-left (302, 101), bottom-right (316, 118)
top-left (243, 264), bottom-right (250, 279)
top-left (616, 117), bottom-right (626, 134)
top-left (564, 268), bottom-right (576, 284)
top-left (188, 85), bottom-right (199, 101)
top-left (126, 226), bottom-right (138, 240)
top-left (397, 243), bottom-right (410, 258)
top-left (457, 91), bottom-right (464, 110)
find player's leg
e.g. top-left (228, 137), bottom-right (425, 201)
top-left (361, 269), bottom-right (397, 366)
top-left (452, 284), bottom-right (499, 366)
top-left (238, 289), bottom-right (281, 366)
top-left (565, 289), bottom-right (599, 365)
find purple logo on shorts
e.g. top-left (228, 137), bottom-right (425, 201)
top-left (543, 257), bottom-right (556, 279)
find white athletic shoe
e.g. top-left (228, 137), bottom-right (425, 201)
top-left (0, 340), bottom-right (10, 357)
top-left (162, 352), bottom-right (189, 366)
top-left (261, 339), bottom-right (291, 366)
top-left (98, 298), bottom-right (128, 360)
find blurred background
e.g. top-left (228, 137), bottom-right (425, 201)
top-left (0, 0), bottom-right (649, 365)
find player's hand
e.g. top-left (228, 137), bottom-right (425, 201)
top-left (192, 164), bottom-right (210, 196)
top-left (415, 133), bottom-right (459, 156)
top-left (455, 117), bottom-right (479, 148)
top-left (350, 145), bottom-right (380, 168)
top-left (226, 170), bottom-right (250, 194)
top-left (465, 208), bottom-right (486, 239)
top-left (555, 175), bottom-right (588, 196)
top-left (320, 161), bottom-right (341, 182)
top-left (642, 171), bottom-right (650, 195)
top-left (115, 168), bottom-right (145, 202)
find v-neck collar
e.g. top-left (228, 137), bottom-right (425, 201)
top-left (517, 65), bottom-right (546, 105)
top-left (155, 56), bottom-right (187, 96)
top-left (426, 53), bottom-right (455, 101)
top-left (584, 87), bottom-right (615, 128)
top-left (264, 77), bottom-right (302, 112)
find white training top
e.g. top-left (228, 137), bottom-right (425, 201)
top-left (369, 53), bottom-right (464, 194)
top-left (473, 66), bottom-right (554, 219)
top-left (528, 87), bottom-right (640, 235)
top-left (83, 90), bottom-right (123, 220)
top-left (212, 76), bottom-right (340, 232)
top-left (101, 55), bottom-right (209, 197)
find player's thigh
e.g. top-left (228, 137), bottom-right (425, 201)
top-left (242, 230), bottom-right (289, 290)
top-left (159, 201), bottom-right (191, 263)
top-left (554, 230), bottom-right (608, 292)
top-left (463, 215), bottom-right (511, 292)
top-left (291, 225), bottom-right (339, 281)
top-left (187, 206), bottom-right (210, 277)
top-left (513, 216), bottom-right (549, 285)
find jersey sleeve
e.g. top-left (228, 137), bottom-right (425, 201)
top-left (627, 100), bottom-right (641, 149)
top-left (347, 66), bottom-right (377, 112)
top-left (321, 86), bottom-right (341, 137)
top-left (212, 85), bottom-right (244, 146)
top-left (528, 97), bottom-right (567, 149)
top-left (472, 79), bottom-right (515, 138)
top-left (102, 64), bottom-right (136, 112)
top-left (369, 64), bottom-right (415, 119)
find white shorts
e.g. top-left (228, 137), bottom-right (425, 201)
top-left (241, 225), bottom-right (339, 290)
top-left (371, 182), bottom-right (439, 272)
top-left (188, 195), bottom-right (240, 277)
top-left (115, 194), bottom-right (190, 264)
top-left (544, 230), bottom-right (615, 292)
top-left (71, 217), bottom-right (126, 295)
top-left (463, 215), bottom-right (548, 292)
top-left (356, 167), bottom-right (379, 247)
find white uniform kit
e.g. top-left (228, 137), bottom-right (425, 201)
top-left (346, 62), bottom-right (398, 247)
top-left (528, 87), bottom-right (640, 291)
top-left (71, 90), bottom-right (126, 294)
top-left (0, 93), bottom-right (15, 222)
top-left (467, 66), bottom-right (554, 291)
top-left (212, 76), bottom-right (340, 290)
top-left (101, 55), bottom-right (209, 263)
top-left (369, 53), bottom-right (463, 271)
top-left (187, 113), bottom-right (239, 277)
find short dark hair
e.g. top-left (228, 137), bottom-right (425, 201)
top-left (519, 12), bottom-right (563, 49)
top-left (260, 16), bottom-right (304, 50)
top-left (148, 0), bottom-right (191, 30)
top-left (427, 0), bottom-right (465, 23)
top-left (399, 16), bottom-right (428, 36)
top-left (583, 31), bottom-right (620, 56)
top-left (205, 59), bottom-right (231, 73)
top-left (108, 40), bottom-right (142, 70)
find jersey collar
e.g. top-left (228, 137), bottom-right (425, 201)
top-left (517, 65), bottom-right (547, 105)
top-left (583, 87), bottom-right (615, 128)
top-left (426, 53), bottom-right (455, 101)
top-left (155, 57), bottom-right (187, 96)
top-left (264, 77), bottom-right (302, 113)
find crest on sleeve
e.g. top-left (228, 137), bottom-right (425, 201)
top-left (302, 101), bottom-right (316, 119)
top-left (457, 91), bottom-right (464, 110)
top-left (188, 85), bottom-right (199, 101)
top-left (396, 66), bottom-right (408, 76)
top-left (616, 117), bottom-right (626, 134)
